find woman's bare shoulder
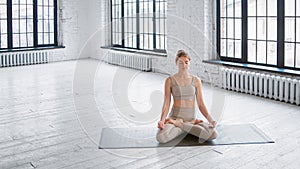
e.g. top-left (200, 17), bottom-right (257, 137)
top-left (165, 76), bottom-right (172, 84)
top-left (193, 75), bottom-right (202, 85)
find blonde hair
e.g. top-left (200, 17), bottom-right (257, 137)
top-left (175, 49), bottom-right (191, 64)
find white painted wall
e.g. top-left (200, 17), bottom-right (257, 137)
top-left (51, 0), bottom-right (104, 62)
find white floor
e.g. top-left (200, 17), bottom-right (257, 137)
top-left (1, 59), bottom-right (300, 169)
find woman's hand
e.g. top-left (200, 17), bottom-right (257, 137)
top-left (209, 121), bottom-right (217, 128)
top-left (158, 120), bottom-right (165, 129)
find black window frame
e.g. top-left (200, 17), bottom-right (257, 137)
top-left (217, 0), bottom-right (300, 70)
top-left (0, 0), bottom-right (58, 50)
top-left (110, 0), bottom-right (167, 53)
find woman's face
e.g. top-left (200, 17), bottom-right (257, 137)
top-left (177, 56), bottom-right (190, 70)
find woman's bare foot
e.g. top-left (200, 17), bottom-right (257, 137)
top-left (165, 118), bottom-right (184, 128)
top-left (194, 119), bottom-right (203, 124)
top-left (165, 118), bottom-right (176, 124)
top-left (174, 118), bottom-right (184, 128)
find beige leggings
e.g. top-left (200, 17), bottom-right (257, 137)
top-left (156, 122), bottom-right (217, 144)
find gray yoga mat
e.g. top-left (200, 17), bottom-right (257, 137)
top-left (98, 124), bottom-right (274, 149)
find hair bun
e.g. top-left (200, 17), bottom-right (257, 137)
top-left (177, 49), bottom-right (186, 55)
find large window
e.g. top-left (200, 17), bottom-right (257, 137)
top-left (0, 0), bottom-right (8, 48)
top-left (111, 0), bottom-right (166, 53)
top-left (0, 0), bottom-right (57, 50)
top-left (217, 0), bottom-right (300, 69)
top-left (285, 0), bottom-right (300, 68)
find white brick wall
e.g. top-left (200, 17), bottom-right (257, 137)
top-left (50, 0), bottom-right (104, 62)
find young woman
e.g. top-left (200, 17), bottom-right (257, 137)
top-left (156, 49), bottom-right (217, 143)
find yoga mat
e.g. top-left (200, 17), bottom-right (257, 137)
top-left (98, 124), bottom-right (274, 149)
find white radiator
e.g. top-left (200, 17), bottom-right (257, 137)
top-left (222, 68), bottom-right (300, 105)
top-left (101, 51), bottom-right (152, 72)
top-left (0, 51), bottom-right (50, 67)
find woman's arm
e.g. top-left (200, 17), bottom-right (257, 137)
top-left (158, 77), bottom-right (172, 129)
top-left (195, 77), bottom-right (216, 127)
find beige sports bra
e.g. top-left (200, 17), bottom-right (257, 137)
top-left (170, 75), bottom-right (196, 100)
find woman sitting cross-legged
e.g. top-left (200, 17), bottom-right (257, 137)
top-left (156, 49), bottom-right (217, 144)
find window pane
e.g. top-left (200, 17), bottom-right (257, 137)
top-left (235, 0), bottom-right (241, 17)
top-left (13, 34), bottom-right (20, 47)
top-left (20, 33), bottom-right (27, 47)
top-left (285, 18), bottom-right (295, 42)
top-left (124, 2), bottom-right (128, 17)
top-left (257, 41), bottom-right (267, 63)
top-left (296, 44), bottom-right (300, 68)
top-left (20, 0), bottom-right (27, 4)
top-left (28, 33), bottom-right (33, 46)
top-left (43, 0), bottom-right (49, 6)
top-left (38, 6), bottom-right (44, 19)
top-left (12, 0), bottom-right (19, 5)
top-left (20, 5), bottom-right (26, 19)
top-left (227, 39), bottom-right (234, 57)
top-left (38, 33), bottom-right (43, 44)
top-left (1, 20), bottom-right (7, 34)
top-left (221, 18), bottom-right (227, 38)
top-left (248, 0), bottom-right (256, 16)
top-left (139, 34), bottom-right (144, 49)
top-left (1, 34), bottom-right (7, 48)
top-left (248, 40), bottom-right (256, 62)
top-left (12, 5), bottom-right (19, 19)
top-left (285, 0), bottom-right (295, 16)
top-left (50, 33), bottom-right (54, 44)
top-left (149, 34), bottom-right (153, 50)
top-left (158, 35), bottom-right (165, 50)
top-left (235, 40), bottom-right (241, 58)
top-left (44, 33), bottom-right (49, 44)
top-left (44, 5), bottom-right (49, 18)
top-left (227, 0), bottom-right (234, 17)
top-left (268, 0), bottom-right (277, 16)
top-left (12, 20), bottom-right (19, 33)
top-left (20, 20), bottom-right (26, 33)
top-left (235, 19), bottom-right (241, 39)
top-left (257, 0), bottom-right (266, 16)
top-left (285, 43), bottom-right (295, 67)
top-left (248, 17), bottom-right (256, 39)
top-left (267, 18), bottom-right (277, 41)
top-left (221, 39), bottom-right (227, 56)
top-left (267, 42), bottom-right (277, 65)
top-left (49, 8), bottom-right (54, 18)
top-left (49, 20), bottom-right (54, 32)
top-left (0, 5), bottom-right (7, 18)
top-left (132, 34), bottom-right (137, 48)
top-left (221, 0), bottom-right (227, 17)
top-left (118, 33), bottom-right (122, 44)
top-left (38, 20), bottom-right (43, 33)
top-left (297, 18), bottom-right (300, 42)
top-left (144, 34), bottom-right (149, 49)
top-left (49, 0), bottom-right (54, 6)
top-left (227, 19), bottom-right (233, 39)
top-left (37, 0), bottom-right (43, 5)
top-left (44, 20), bottom-right (49, 32)
top-left (297, 0), bottom-right (300, 16)
top-left (257, 18), bottom-right (266, 40)
top-left (27, 5), bottom-right (33, 18)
